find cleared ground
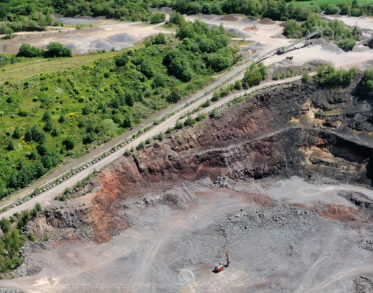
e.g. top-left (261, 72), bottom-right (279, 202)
top-left (1, 177), bottom-right (373, 292)
top-left (0, 19), bottom-right (169, 54)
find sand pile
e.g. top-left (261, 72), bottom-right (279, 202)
top-left (219, 15), bottom-right (239, 21)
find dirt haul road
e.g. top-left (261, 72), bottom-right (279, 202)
top-left (0, 73), bottom-right (305, 219)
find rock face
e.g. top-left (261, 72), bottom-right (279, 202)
top-left (103, 82), bottom-right (372, 187)
top-left (32, 81), bottom-right (373, 243)
top-left (71, 81), bottom-right (370, 242)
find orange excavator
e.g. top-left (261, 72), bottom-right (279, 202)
top-left (213, 252), bottom-right (231, 273)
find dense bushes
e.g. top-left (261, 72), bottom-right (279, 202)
top-left (0, 203), bottom-right (42, 273)
top-left (153, 0), bottom-right (373, 19)
top-left (163, 19), bottom-right (236, 80)
top-left (242, 62), bottom-right (267, 88)
top-left (360, 69), bottom-right (373, 91)
top-left (17, 42), bottom-right (72, 58)
top-left (150, 12), bottom-right (166, 24)
top-left (0, 16), bottom-right (235, 198)
top-left (17, 43), bottom-right (43, 57)
top-left (283, 14), bottom-right (361, 51)
top-left (338, 38), bottom-right (356, 52)
top-left (44, 42), bottom-right (72, 58)
top-left (316, 65), bottom-right (358, 87)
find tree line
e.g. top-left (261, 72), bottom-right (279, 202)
top-left (153, 0), bottom-right (373, 20)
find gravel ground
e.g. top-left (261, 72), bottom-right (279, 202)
top-left (1, 177), bottom-right (373, 293)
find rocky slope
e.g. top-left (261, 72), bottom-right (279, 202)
top-left (3, 79), bottom-right (373, 293)
top-left (28, 80), bottom-right (373, 243)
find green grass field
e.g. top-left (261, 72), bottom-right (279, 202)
top-left (0, 51), bottom-right (118, 84)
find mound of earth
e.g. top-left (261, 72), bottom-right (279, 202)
top-left (219, 15), bottom-right (239, 21)
top-left (259, 18), bottom-right (276, 24)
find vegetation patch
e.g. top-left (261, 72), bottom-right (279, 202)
top-left (0, 203), bottom-right (42, 274)
top-left (283, 14), bottom-right (362, 51)
top-left (0, 16), bottom-right (237, 199)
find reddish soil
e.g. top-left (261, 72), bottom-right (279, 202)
top-left (91, 170), bottom-right (127, 243)
top-left (294, 203), bottom-right (359, 222)
top-left (246, 192), bottom-right (277, 208)
top-left (319, 204), bottom-right (360, 222)
top-left (244, 26), bottom-right (258, 32)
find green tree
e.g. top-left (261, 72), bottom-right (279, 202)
top-left (44, 42), bottom-right (72, 58)
top-left (17, 43), bottom-right (43, 58)
top-left (115, 53), bottom-right (129, 67)
top-left (25, 125), bottom-right (45, 143)
top-left (62, 137), bottom-right (75, 150)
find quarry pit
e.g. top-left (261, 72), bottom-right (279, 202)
top-left (0, 80), bottom-right (373, 293)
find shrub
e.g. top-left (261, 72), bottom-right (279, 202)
top-left (212, 91), bottom-right (220, 102)
top-left (234, 80), bottom-right (242, 90)
top-left (196, 113), bottom-right (207, 121)
top-left (156, 132), bottom-right (164, 141)
top-left (12, 127), bottom-right (21, 139)
top-left (283, 20), bottom-right (302, 38)
top-left (122, 116), bottom-right (132, 128)
top-left (150, 12), bottom-right (166, 24)
top-left (0, 218), bottom-right (11, 233)
top-left (137, 142), bottom-right (145, 150)
top-left (83, 134), bottom-right (94, 144)
top-left (209, 108), bottom-right (217, 118)
top-left (7, 140), bottom-right (14, 151)
top-left (27, 233), bottom-right (35, 242)
top-left (302, 72), bottom-right (311, 83)
top-left (317, 65), bottom-right (358, 86)
top-left (360, 69), bottom-right (373, 90)
top-left (25, 125), bottom-right (45, 143)
top-left (242, 62), bottom-right (267, 88)
top-left (324, 4), bottom-right (341, 15)
top-left (153, 33), bottom-right (166, 45)
top-left (62, 137), bottom-right (75, 150)
top-left (35, 203), bottom-right (42, 212)
top-left (44, 42), bottom-right (72, 58)
top-left (184, 116), bottom-right (196, 127)
top-left (175, 121), bottom-right (184, 129)
top-left (115, 54), bottom-right (129, 67)
top-left (17, 43), bottom-right (43, 58)
top-left (338, 38), bottom-right (356, 51)
top-left (167, 88), bottom-right (181, 103)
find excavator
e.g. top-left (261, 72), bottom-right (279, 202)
top-left (213, 252), bottom-right (231, 273)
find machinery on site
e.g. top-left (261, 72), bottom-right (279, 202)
top-left (213, 252), bottom-right (231, 273)
top-left (276, 29), bottom-right (323, 55)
